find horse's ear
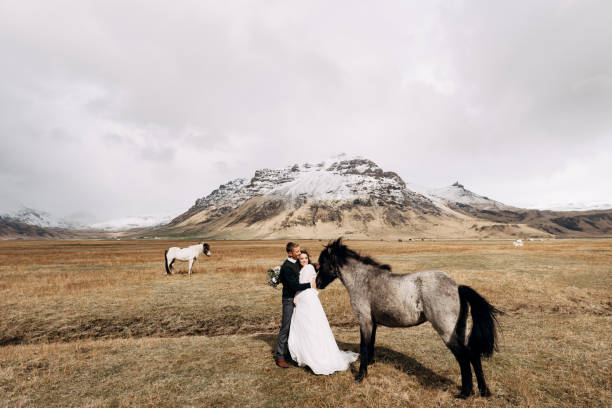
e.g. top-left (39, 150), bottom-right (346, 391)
top-left (329, 237), bottom-right (343, 253)
top-left (332, 237), bottom-right (350, 267)
top-left (335, 237), bottom-right (347, 254)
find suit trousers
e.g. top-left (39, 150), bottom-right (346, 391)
top-left (275, 297), bottom-right (294, 359)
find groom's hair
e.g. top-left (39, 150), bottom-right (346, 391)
top-left (286, 242), bottom-right (299, 253)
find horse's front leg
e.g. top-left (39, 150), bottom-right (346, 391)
top-left (368, 321), bottom-right (377, 365)
top-left (188, 258), bottom-right (194, 275)
top-left (356, 317), bottom-right (374, 383)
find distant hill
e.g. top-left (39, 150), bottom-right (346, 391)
top-left (0, 207), bottom-right (175, 240)
top-left (0, 217), bottom-right (75, 240)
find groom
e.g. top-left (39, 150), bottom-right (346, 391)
top-left (275, 241), bottom-right (316, 368)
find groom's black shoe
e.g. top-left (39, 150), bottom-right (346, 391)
top-left (275, 358), bottom-right (290, 368)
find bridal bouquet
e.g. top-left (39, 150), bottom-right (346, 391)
top-left (266, 265), bottom-right (281, 288)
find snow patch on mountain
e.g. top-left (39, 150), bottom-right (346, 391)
top-left (1, 207), bottom-right (75, 228)
top-left (272, 172), bottom-right (360, 201)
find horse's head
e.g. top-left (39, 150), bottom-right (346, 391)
top-left (317, 237), bottom-right (391, 289)
top-left (201, 242), bottom-right (211, 256)
top-left (316, 237), bottom-right (347, 289)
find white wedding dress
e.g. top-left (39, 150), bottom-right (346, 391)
top-left (288, 264), bottom-right (359, 375)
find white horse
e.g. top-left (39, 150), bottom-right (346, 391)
top-left (164, 242), bottom-right (211, 275)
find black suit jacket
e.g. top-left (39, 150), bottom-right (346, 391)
top-left (280, 258), bottom-right (311, 298)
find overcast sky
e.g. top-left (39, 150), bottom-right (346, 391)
top-left (1, 0), bottom-right (611, 220)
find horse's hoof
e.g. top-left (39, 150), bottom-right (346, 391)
top-left (454, 390), bottom-right (474, 399)
top-left (480, 388), bottom-right (492, 398)
top-left (355, 372), bottom-right (367, 383)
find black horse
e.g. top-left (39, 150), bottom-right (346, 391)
top-left (316, 238), bottom-right (501, 398)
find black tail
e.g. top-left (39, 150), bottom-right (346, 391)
top-left (164, 250), bottom-right (170, 274)
top-left (458, 285), bottom-right (501, 358)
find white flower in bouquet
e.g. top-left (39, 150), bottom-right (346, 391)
top-left (267, 265), bottom-right (281, 288)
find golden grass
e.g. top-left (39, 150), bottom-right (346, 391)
top-left (0, 239), bottom-right (611, 407)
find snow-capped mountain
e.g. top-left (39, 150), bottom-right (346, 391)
top-left (406, 181), bottom-right (511, 211)
top-left (89, 213), bottom-right (178, 231)
top-left (159, 155), bottom-right (533, 239)
top-left (1, 206), bottom-right (179, 232)
top-left (1, 207), bottom-right (75, 229)
top-left (153, 155), bottom-right (611, 239)
top-left (427, 181), bottom-right (513, 210)
top-left (189, 155), bottom-right (438, 216)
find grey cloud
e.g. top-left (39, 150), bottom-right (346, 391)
top-left (0, 0), bottom-right (610, 218)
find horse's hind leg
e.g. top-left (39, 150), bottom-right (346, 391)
top-left (432, 304), bottom-right (474, 397)
top-left (447, 337), bottom-right (474, 398)
top-left (469, 351), bottom-right (491, 397)
top-left (438, 308), bottom-right (474, 398)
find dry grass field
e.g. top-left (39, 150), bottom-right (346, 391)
top-left (0, 239), bottom-right (610, 407)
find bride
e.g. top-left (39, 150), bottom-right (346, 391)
top-left (288, 250), bottom-right (358, 375)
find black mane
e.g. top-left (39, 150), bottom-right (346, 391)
top-left (358, 253), bottom-right (392, 271)
top-left (327, 238), bottom-right (391, 271)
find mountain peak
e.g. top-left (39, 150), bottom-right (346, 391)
top-left (430, 182), bottom-right (508, 210)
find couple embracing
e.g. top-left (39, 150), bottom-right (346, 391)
top-left (275, 242), bottom-right (358, 374)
